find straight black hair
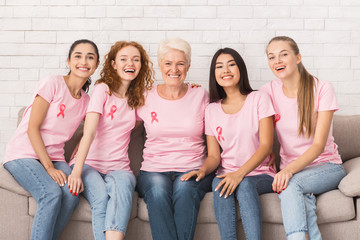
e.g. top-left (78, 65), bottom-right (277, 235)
top-left (209, 47), bottom-right (253, 103)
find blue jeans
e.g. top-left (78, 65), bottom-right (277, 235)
top-left (279, 162), bottom-right (346, 240)
top-left (212, 174), bottom-right (274, 240)
top-left (136, 170), bottom-right (214, 240)
top-left (78, 164), bottom-right (136, 240)
top-left (4, 158), bottom-right (79, 240)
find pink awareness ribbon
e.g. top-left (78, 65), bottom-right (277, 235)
top-left (151, 112), bottom-right (158, 124)
top-left (57, 104), bottom-right (66, 118)
top-left (274, 114), bottom-right (281, 127)
top-left (216, 126), bottom-right (225, 142)
top-left (106, 105), bottom-right (117, 120)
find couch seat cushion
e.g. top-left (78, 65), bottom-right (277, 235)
top-left (261, 190), bottom-right (355, 224)
top-left (339, 157), bottom-right (360, 197)
top-left (138, 190), bottom-right (355, 224)
top-left (29, 192), bottom-right (138, 221)
top-left (0, 165), bottom-right (31, 197)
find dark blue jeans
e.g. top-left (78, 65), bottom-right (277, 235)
top-left (137, 170), bottom-right (214, 240)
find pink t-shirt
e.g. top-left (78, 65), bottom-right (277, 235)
top-left (136, 84), bottom-right (209, 172)
top-left (260, 78), bottom-right (342, 170)
top-left (69, 83), bottom-right (135, 174)
top-left (3, 75), bottom-right (90, 164)
top-left (205, 91), bottom-right (276, 177)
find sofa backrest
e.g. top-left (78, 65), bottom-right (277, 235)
top-left (17, 107), bottom-right (360, 175)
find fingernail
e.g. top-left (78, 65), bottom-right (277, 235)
top-left (225, 195), bottom-right (228, 199)
top-left (68, 185), bottom-right (70, 188)
top-left (219, 193), bottom-right (222, 197)
top-left (76, 193), bottom-right (78, 196)
top-left (283, 188), bottom-right (285, 190)
top-left (72, 192), bottom-right (75, 196)
top-left (70, 189), bottom-right (72, 193)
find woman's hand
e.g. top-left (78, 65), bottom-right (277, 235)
top-left (46, 167), bottom-right (67, 187)
top-left (68, 171), bottom-right (84, 196)
top-left (181, 170), bottom-right (206, 182)
top-left (272, 169), bottom-right (293, 193)
top-left (215, 172), bottom-right (244, 198)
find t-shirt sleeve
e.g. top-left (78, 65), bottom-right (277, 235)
top-left (35, 75), bottom-right (57, 103)
top-left (257, 91), bottom-right (275, 120)
top-left (205, 105), bottom-right (215, 136)
top-left (87, 84), bottom-right (107, 115)
top-left (317, 81), bottom-right (339, 112)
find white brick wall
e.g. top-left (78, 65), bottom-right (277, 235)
top-left (1, 1), bottom-right (360, 161)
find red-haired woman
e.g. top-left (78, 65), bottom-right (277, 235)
top-left (68, 41), bottom-right (154, 240)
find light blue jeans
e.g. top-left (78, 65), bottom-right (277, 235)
top-left (4, 158), bottom-right (79, 240)
top-left (78, 164), bottom-right (136, 240)
top-left (136, 170), bottom-right (214, 240)
top-left (279, 162), bottom-right (346, 240)
top-left (212, 174), bottom-right (274, 240)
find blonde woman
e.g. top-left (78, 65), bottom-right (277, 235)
top-left (261, 36), bottom-right (346, 240)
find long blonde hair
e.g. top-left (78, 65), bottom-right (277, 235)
top-left (267, 36), bottom-right (317, 138)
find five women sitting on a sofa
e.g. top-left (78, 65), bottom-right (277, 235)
top-left (3, 36), bottom-right (345, 240)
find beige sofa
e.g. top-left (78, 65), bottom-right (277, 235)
top-left (1, 108), bottom-right (360, 240)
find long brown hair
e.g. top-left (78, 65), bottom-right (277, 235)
top-left (267, 36), bottom-right (317, 138)
top-left (96, 41), bottom-right (154, 109)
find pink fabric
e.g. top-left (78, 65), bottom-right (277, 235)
top-left (69, 83), bottom-right (135, 174)
top-left (205, 91), bottom-right (276, 177)
top-left (3, 75), bottom-right (89, 164)
top-left (136, 84), bottom-right (209, 172)
top-left (260, 78), bottom-right (342, 170)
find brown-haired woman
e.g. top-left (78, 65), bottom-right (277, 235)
top-left (68, 41), bottom-right (154, 240)
top-left (261, 36), bottom-right (346, 240)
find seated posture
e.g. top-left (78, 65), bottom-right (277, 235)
top-left (182, 47), bottom-right (275, 240)
top-left (68, 41), bottom-right (154, 240)
top-left (261, 36), bottom-right (346, 240)
top-left (3, 39), bottom-right (99, 240)
top-left (136, 38), bottom-right (214, 240)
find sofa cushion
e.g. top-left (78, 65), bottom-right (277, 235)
top-left (138, 189), bottom-right (355, 224)
top-left (261, 190), bottom-right (355, 224)
top-left (333, 115), bottom-right (360, 162)
top-left (0, 165), bottom-right (31, 197)
top-left (338, 157), bottom-right (360, 197)
top-left (29, 192), bottom-right (139, 222)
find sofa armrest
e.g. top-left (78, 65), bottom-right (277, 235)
top-left (338, 157), bottom-right (360, 197)
top-left (0, 165), bottom-right (31, 197)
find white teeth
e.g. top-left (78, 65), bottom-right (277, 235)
top-left (276, 66), bottom-right (285, 71)
top-left (169, 75), bottom-right (180, 78)
top-left (223, 76), bottom-right (232, 79)
top-left (124, 69), bottom-right (135, 73)
top-left (78, 67), bottom-right (88, 71)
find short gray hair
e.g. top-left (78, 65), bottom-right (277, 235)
top-left (157, 38), bottom-right (191, 66)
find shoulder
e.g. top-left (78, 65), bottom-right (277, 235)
top-left (250, 90), bottom-right (271, 101)
top-left (205, 101), bottom-right (220, 113)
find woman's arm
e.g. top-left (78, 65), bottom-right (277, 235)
top-left (27, 95), bottom-right (67, 186)
top-left (181, 135), bottom-right (221, 182)
top-left (272, 110), bottom-right (334, 193)
top-left (215, 116), bottom-right (274, 198)
top-left (68, 112), bottom-right (100, 195)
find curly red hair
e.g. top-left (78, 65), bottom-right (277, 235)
top-left (96, 41), bottom-right (154, 109)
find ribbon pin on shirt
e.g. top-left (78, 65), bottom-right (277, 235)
top-left (57, 104), bottom-right (66, 118)
top-left (216, 126), bottom-right (225, 142)
top-left (151, 112), bottom-right (158, 124)
top-left (106, 105), bottom-right (117, 120)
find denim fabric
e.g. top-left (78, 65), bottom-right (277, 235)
top-left (212, 174), bottom-right (273, 240)
top-left (4, 159), bottom-right (79, 240)
top-left (78, 164), bottom-right (136, 240)
top-left (136, 170), bottom-right (214, 240)
top-left (279, 162), bottom-right (346, 240)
